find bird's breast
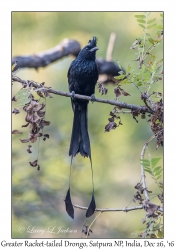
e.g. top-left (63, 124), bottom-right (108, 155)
top-left (69, 59), bottom-right (98, 96)
top-left (75, 60), bottom-right (97, 76)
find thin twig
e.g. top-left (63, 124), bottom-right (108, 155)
top-left (143, 44), bottom-right (156, 61)
top-left (12, 75), bottom-right (153, 114)
top-left (86, 212), bottom-right (102, 238)
top-left (130, 80), bottom-right (142, 94)
top-left (115, 110), bottom-right (132, 114)
top-left (141, 135), bottom-right (155, 201)
top-left (73, 203), bottom-right (163, 212)
top-left (143, 99), bottom-right (155, 113)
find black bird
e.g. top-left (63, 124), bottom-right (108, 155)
top-left (65, 37), bottom-right (99, 219)
top-left (68, 37), bottom-right (99, 157)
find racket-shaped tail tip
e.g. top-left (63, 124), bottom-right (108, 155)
top-left (64, 188), bottom-right (74, 219)
top-left (86, 193), bottom-right (96, 218)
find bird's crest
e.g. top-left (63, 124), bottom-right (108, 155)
top-left (88, 36), bottom-right (98, 48)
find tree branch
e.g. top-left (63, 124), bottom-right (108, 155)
top-left (12, 75), bottom-right (153, 114)
top-left (12, 38), bottom-right (122, 77)
top-left (73, 203), bottom-right (163, 213)
top-left (12, 39), bottom-right (81, 70)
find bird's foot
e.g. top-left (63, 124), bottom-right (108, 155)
top-left (91, 94), bottom-right (96, 103)
top-left (70, 91), bottom-right (75, 101)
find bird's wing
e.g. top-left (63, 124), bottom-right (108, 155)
top-left (67, 60), bottom-right (75, 79)
top-left (95, 64), bottom-right (99, 83)
top-left (67, 60), bottom-right (76, 112)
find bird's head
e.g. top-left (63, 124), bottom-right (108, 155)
top-left (78, 36), bottom-right (99, 60)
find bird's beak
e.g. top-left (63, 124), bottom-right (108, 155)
top-left (89, 46), bottom-right (99, 52)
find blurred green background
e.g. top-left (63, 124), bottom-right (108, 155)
top-left (12, 12), bottom-right (163, 238)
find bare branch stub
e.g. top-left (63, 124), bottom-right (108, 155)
top-left (106, 32), bottom-right (117, 61)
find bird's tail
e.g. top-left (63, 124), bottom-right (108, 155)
top-left (69, 102), bottom-right (91, 158)
top-left (66, 101), bottom-right (96, 219)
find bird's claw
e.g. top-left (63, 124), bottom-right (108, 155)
top-left (91, 94), bottom-right (96, 103)
top-left (70, 91), bottom-right (75, 101)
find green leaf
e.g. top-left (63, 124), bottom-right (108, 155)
top-left (126, 65), bottom-right (131, 75)
top-left (143, 167), bottom-right (151, 171)
top-left (153, 166), bottom-right (162, 173)
top-left (139, 23), bottom-right (146, 29)
top-left (137, 82), bottom-right (143, 87)
top-left (143, 163), bottom-right (151, 168)
top-left (141, 159), bottom-right (150, 163)
top-left (160, 14), bottom-right (163, 18)
top-left (143, 166), bottom-right (151, 171)
top-left (120, 78), bottom-right (131, 84)
top-left (154, 222), bottom-right (161, 230)
top-left (146, 33), bottom-right (151, 37)
top-left (142, 163), bottom-right (151, 167)
top-left (147, 231), bottom-right (156, 235)
top-left (155, 168), bottom-right (162, 175)
top-left (13, 88), bottom-right (31, 108)
top-left (155, 30), bottom-right (162, 37)
top-left (115, 74), bottom-right (125, 80)
top-left (157, 229), bottom-right (163, 238)
top-left (134, 15), bottom-right (146, 19)
top-left (151, 157), bottom-right (161, 168)
top-left (148, 53), bottom-right (156, 60)
top-left (159, 182), bottom-right (163, 188)
top-left (147, 23), bottom-right (156, 29)
top-left (156, 25), bottom-right (163, 30)
top-left (157, 59), bottom-right (163, 65)
top-left (147, 18), bottom-right (156, 24)
top-left (144, 169), bottom-right (154, 176)
top-left (137, 19), bottom-right (146, 24)
top-left (156, 175), bottom-right (162, 180)
top-left (148, 38), bottom-right (155, 44)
